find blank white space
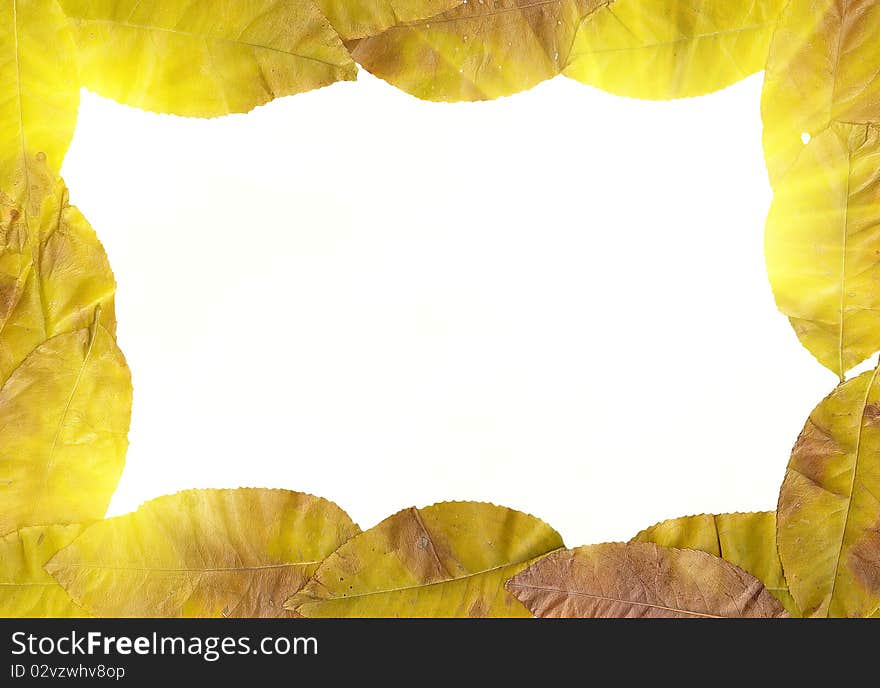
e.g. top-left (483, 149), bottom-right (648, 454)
top-left (62, 71), bottom-right (835, 547)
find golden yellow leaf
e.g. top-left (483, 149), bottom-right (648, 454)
top-left (287, 501), bottom-right (563, 617)
top-left (316, 0), bottom-right (463, 40)
top-left (633, 511), bottom-right (798, 615)
top-left (0, 524), bottom-right (88, 617)
top-left (762, 0), bottom-right (880, 185)
top-left (777, 368), bottom-right (880, 617)
top-left (765, 123), bottom-right (880, 377)
top-left (565, 0), bottom-right (787, 99)
top-left (1, 157), bottom-right (116, 386)
top-left (58, 0), bottom-right (357, 117)
top-left (506, 542), bottom-right (789, 617)
top-left (350, 0), bottom-right (609, 101)
top-left (0, 0), bottom-right (80, 187)
top-left (46, 489), bottom-right (361, 618)
top-left (0, 321), bottom-right (131, 536)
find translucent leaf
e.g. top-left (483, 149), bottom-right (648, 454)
top-left (287, 501), bottom-right (563, 617)
top-left (765, 123), bottom-right (880, 377)
top-left (0, 323), bottom-right (131, 536)
top-left (565, 0), bottom-right (787, 99)
top-left (0, 0), bottom-right (80, 187)
top-left (633, 511), bottom-right (798, 615)
top-left (506, 542), bottom-right (789, 618)
top-left (315, 0), bottom-right (463, 40)
top-left (1, 157), bottom-right (116, 386)
top-left (58, 0), bottom-right (358, 117)
top-left (777, 369), bottom-right (880, 618)
top-left (46, 489), bottom-right (361, 618)
top-left (762, 0), bottom-right (880, 185)
top-left (351, 0), bottom-right (784, 102)
top-left (350, 0), bottom-right (609, 101)
top-left (0, 524), bottom-right (88, 617)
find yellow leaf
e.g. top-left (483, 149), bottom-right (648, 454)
top-left (565, 0), bottom-right (787, 99)
top-left (762, 0), bottom-right (880, 185)
top-left (315, 0), bottom-right (463, 40)
top-left (778, 368), bottom-right (880, 618)
top-left (350, 0), bottom-right (609, 101)
top-left (0, 322), bottom-right (131, 536)
top-left (288, 501), bottom-right (563, 617)
top-left (765, 123), bottom-right (880, 377)
top-left (506, 542), bottom-right (789, 617)
top-left (633, 511), bottom-right (798, 615)
top-left (46, 489), bottom-right (361, 618)
top-left (0, 0), bottom-right (80, 187)
top-left (0, 524), bottom-right (88, 618)
top-left (1, 157), bottom-right (116, 386)
top-left (58, 0), bottom-right (357, 117)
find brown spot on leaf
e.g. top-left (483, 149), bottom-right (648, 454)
top-left (864, 404), bottom-right (880, 425)
top-left (848, 522), bottom-right (880, 599)
top-left (790, 419), bottom-right (840, 485)
top-left (8, 208), bottom-right (19, 221)
top-left (468, 598), bottom-right (489, 618)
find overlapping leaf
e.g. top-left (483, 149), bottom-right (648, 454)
top-left (0, 322), bottom-right (131, 536)
top-left (287, 501), bottom-right (563, 617)
top-left (0, 524), bottom-right (88, 617)
top-left (633, 511), bottom-right (797, 614)
top-left (0, 0), bottom-right (80, 188)
top-left (1, 157), bottom-right (116, 386)
top-left (777, 369), bottom-right (880, 618)
top-left (506, 542), bottom-right (789, 618)
top-left (47, 489), bottom-right (361, 617)
top-left (350, 0), bottom-right (785, 102)
top-left (765, 123), bottom-right (880, 377)
top-left (57, 0), bottom-right (358, 117)
top-left (762, 0), bottom-right (880, 185)
top-left (565, 0), bottom-right (787, 99)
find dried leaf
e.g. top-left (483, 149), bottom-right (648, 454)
top-left (0, 524), bottom-right (88, 617)
top-left (777, 368), bottom-right (880, 617)
top-left (350, 0), bottom-right (609, 101)
top-left (58, 0), bottom-right (357, 117)
top-left (315, 0), bottom-right (463, 40)
top-left (765, 123), bottom-right (880, 377)
top-left (287, 501), bottom-right (563, 617)
top-left (506, 542), bottom-right (789, 618)
top-left (565, 0), bottom-right (787, 99)
top-left (762, 0), bottom-right (880, 185)
top-left (0, 0), bottom-right (80, 187)
top-left (0, 322), bottom-right (131, 536)
top-left (352, 0), bottom-right (784, 102)
top-left (1, 158), bottom-right (116, 386)
top-left (633, 511), bottom-right (798, 615)
top-left (46, 489), bottom-right (361, 618)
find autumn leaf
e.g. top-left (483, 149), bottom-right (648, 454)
top-left (351, 0), bottom-right (785, 102)
top-left (0, 0), bottom-right (80, 188)
top-left (46, 489), bottom-right (361, 618)
top-left (506, 542), bottom-right (789, 618)
top-left (633, 511), bottom-right (798, 615)
top-left (287, 501), bottom-right (563, 617)
top-left (765, 123), bottom-right (880, 378)
top-left (57, 0), bottom-right (358, 117)
top-left (1, 157), bottom-right (116, 386)
top-left (777, 369), bottom-right (880, 618)
top-left (762, 0), bottom-right (880, 186)
top-left (315, 0), bottom-right (463, 40)
top-left (0, 524), bottom-right (88, 618)
top-left (350, 0), bottom-right (610, 101)
top-left (0, 321), bottom-right (131, 536)
top-left (564, 0), bottom-right (787, 100)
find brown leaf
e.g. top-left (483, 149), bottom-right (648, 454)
top-left (506, 542), bottom-right (789, 618)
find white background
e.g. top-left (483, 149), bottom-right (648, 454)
top-left (61, 70), bottom-right (841, 547)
